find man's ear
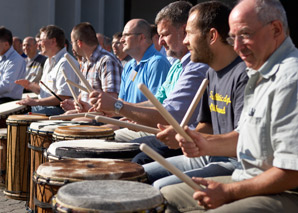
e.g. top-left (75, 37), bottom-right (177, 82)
top-left (209, 28), bottom-right (218, 45)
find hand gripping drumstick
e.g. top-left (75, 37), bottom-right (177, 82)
top-left (61, 69), bottom-right (83, 109)
top-left (138, 83), bottom-right (193, 142)
top-left (140, 144), bottom-right (203, 190)
top-left (85, 113), bottom-right (160, 134)
top-left (64, 53), bottom-right (93, 93)
top-left (40, 81), bottom-right (63, 102)
top-left (180, 79), bottom-right (208, 127)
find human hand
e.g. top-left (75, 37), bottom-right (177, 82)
top-left (60, 99), bottom-right (75, 111)
top-left (156, 124), bottom-right (180, 149)
top-left (15, 79), bottom-right (30, 90)
top-left (16, 95), bottom-right (38, 106)
top-left (192, 177), bottom-right (233, 209)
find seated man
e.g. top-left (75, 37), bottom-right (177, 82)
top-left (0, 27), bottom-right (26, 104)
top-left (161, 0), bottom-right (298, 212)
top-left (16, 25), bottom-right (79, 116)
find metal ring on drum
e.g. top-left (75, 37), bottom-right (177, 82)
top-left (44, 139), bottom-right (141, 162)
top-left (52, 180), bottom-right (166, 213)
top-left (33, 159), bottom-right (147, 212)
top-left (52, 125), bottom-right (115, 141)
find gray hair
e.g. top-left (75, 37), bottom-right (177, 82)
top-left (155, 1), bottom-right (192, 27)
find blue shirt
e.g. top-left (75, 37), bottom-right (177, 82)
top-left (119, 44), bottom-right (171, 103)
top-left (0, 46), bottom-right (26, 99)
top-left (162, 53), bottom-right (209, 128)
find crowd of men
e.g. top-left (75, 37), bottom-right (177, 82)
top-left (0, 0), bottom-right (298, 212)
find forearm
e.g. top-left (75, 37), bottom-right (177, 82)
top-left (196, 122), bottom-right (213, 134)
top-left (204, 131), bottom-right (238, 157)
top-left (119, 102), bottom-right (167, 127)
top-left (27, 82), bottom-right (40, 94)
top-left (37, 95), bottom-right (71, 106)
top-left (228, 167), bottom-right (298, 201)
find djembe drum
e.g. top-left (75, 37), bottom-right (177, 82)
top-left (4, 114), bottom-right (48, 200)
top-left (52, 180), bottom-right (166, 213)
top-left (0, 100), bottom-right (29, 128)
top-left (33, 159), bottom-right (146, 212)
top-left (52, 125), bottom-right (115, 141)
top-left (45, 139), bottom-right (141, 161)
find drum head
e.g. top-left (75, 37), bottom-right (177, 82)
top-left (55, 180), bottom-right (164, 212)
top-left (0, 128), bottom-right (7, 138)
top-left (53, 125), bottom-right (114, 136)
top-left (29, 120), bottom-right (88, 134)
top-left (7, 114), bottom-right (48, 123)
top-left (36, 159), bottom-right (145, 181)
top-left (47, 139), bottom-right (140, 159)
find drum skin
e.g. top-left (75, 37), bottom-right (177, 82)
top-left (52, 125), bottom-right (115, 141)
top-left (4, 114), bottom-right (48, 200)
top-left (0, 100), bottom-right (29, 128)
top-left (53, 180), bottom-right (165, 212)
top-left (33, 159), bottom-right (146, 213)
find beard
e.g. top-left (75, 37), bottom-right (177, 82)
top-left (191, 37), bottom-right (213, 64)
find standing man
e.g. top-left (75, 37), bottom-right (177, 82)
top-left (13, 36), bottom-right (27, 58)
top-left (16, 25), bottom-right (79, 116)
top-left (162, 0), bottom-right (298, 212)
top-left (112, 32), bottom-right (132, 67)
top-left (0, 27), bottom-right (26, 104)
top-left (22, 36), bottom-right (47, 84)
top-left (61, 22), bottom-right (122, 113)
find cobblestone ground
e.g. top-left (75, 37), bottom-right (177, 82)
top-left (0, 184), bottom-right (27, 213)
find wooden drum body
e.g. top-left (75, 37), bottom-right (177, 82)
top-left (33, 159), bottom-right (146, 213)
top-left (4, 114), bottom-right (48, 200)
top-left (52, 125), bottom-right (114, 141)
top-left (52, 180), bottom-right (166, 213)
top-left (45, 139), bottom-right (141, 161)
top-left (28, 120), bottom-right (86, 211)
top-left (0, 128), bottom-right (7, 185)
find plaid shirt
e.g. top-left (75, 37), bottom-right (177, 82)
top-left (80, 45), bottom-right (123, 102)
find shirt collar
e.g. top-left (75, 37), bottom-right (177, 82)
top-left (49, 47), bottom-right (67, 66)
top-left (139, 44), bottom-right (157, 63)
top-left (181, 52), bottom-right (191, 69)
top-left (0, 46), bottom-right (14, 61)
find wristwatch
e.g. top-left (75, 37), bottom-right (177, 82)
top-left (114, 100), bottom-right (124, 114)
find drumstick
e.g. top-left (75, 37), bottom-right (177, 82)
top-left (85, 114), bottom-right (160, 134)
top-left (180, 79), bottom-right (208, 127)
top-left (140, 144), bottom-right (203, 191)
top-left (49, 112), bottom-right (100, 120)
top-left (65, 79), bottom-right (88, 93)
top-left (138, 84), bottom-right (193, 142)
top-left (61, 69), bottom-right (83, 109)
top-left (40, 81), bottom-right (63, 102)
top-left (64, 53), bottom-right (93, 93)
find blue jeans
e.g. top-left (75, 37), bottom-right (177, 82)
top-left (143, 155), bottom-right (237, 189)
top-left (31, 105), bottom-right (65, 116)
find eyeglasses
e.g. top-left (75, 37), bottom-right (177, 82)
top-left (226, 22), bottom-right (271, 46)
top-left (122, 33), bottom-right (142, 38)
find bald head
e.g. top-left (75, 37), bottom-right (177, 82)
top-left (23, 36), bottom-right (38, 58)
top-left (125, 19), bottom-right (152, 42)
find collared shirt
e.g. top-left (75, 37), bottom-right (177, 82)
top-left (233, 37), bottom-right (298, 181)
top-left (39, 47), bottom-right (80, 99)
top-left (162, 52), bottom-right (209, 128)
top-left (80, 45), bottom-right (122, 102)
top-left (25, 54), bottom-right (47, 83)
top-left (155, 59), bottom-right (182, 104)
top-left (0, 46), bottom-right (26, 99)
top-left (119, 44), bottom-right (171, 103)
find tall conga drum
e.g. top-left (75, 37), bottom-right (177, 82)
top-left (4, 114), bottom-right (48, 200)
top-left (28, 120), bottom-right (87, 211)
top-left (52, 180), bottom-right (166, 213)
top-left (52, 125), bottom-right (114, 141)
top-left (0, 100), bottom-right (28, 128)
top-left (45, 139), bottom-right (141, 161)
top-left (0, 128), bottom-right (7, 185)
top-left (33, 159), bottom-right (146, 212)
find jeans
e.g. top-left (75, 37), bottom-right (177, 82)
top-left (143, 155), bottom-right (237, 189)
top-left (31, 105), bottom-right (65, 116)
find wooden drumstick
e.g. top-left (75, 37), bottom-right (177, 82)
top-left (61, 69), bottom-right (83, 109)
top-left (65, 79), bottom-right (88, 93)
top-left (85, 114), bottom-right (160, 134)
top-left (180, 79), bottom-right (208, 127)
top-left (140, 144), bottom-right (203, 191)
top-left (64, 53), bottom-right (93, 93)
top-left (138, 83), bottom-right (193, 142)
top-left (49, 112), bottom-right (100, 120)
